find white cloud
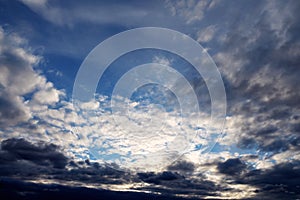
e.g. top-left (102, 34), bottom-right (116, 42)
top-left (197, 25), bottom-right (217, 43)
top-left (152, 56), bottom-right (172, 66)
top-left (18, 0), bottom-right (175, 27)
top-left (33, 87), bottom-right (63, 105)
top-left (0, 27), bottom-right (64, 130)
top-left (165, 0), bottom-right (219, 24)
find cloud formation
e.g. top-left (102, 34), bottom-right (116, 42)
top-left (212, 0), bottom-right (300, 162)
top-left (1, 0), bottom-right (300, 199)
top-left (0, 27), bottom-right (63, 130)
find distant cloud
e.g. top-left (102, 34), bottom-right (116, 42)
top-left (18, 0), bottom-right (183, 27)
top-left (197, 25), bottom-right (217, 43)
top-left (165, 0), bottom-right (219, 24)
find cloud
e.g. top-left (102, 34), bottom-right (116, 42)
top-left (212, 0), bottom-right (300, 160)
top-left (0, 138), bottom-right (68, 169)
top-left (32, 85), bottom-right (63, 105)
top-left (217, 158), bottom-right (247, 176)
top-left (18, 0), bottom-right (184, 27)
top-left (0, 178), bottom-right (208, 200)
top-left (167, 160), bottom-right (195, 173)
top-left (197, 25), bottom-right (217, 43)
top-left (0, 138), bottom-right (225, 198)
top-left (138, 171), bottom-right (183, 184)
top-left (165, 0), bottom-right (219, 24)
top-left (0, 138), bottom-right (130, 184)
top-left (2, 1), bottom-right (300, 199)
top-left (218, 158), bottom-right (300, 199)
top-left (248, 161), bottom-right (300, 199)
top-left (0, 27), bottom-right (64, 130)
top-left (0, 90), bottom-right (31, 127)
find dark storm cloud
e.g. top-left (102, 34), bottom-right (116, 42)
top-left (216, 158), bottom-right (300, 199)
top-left (0, 138), bottom-right (227, 198)
top-left (0, 138), bottom-right (68, 179)
top-left (138, 171), bottom-right (184, 184)
top-left (0, 138), bottom-right (68, 168)
top-left (0, 178), bottom-right (201, 200)
top-left (137, 171), bottom-right (222, 197)
top-left (0, 138), bottom-right (132, 185)
top-left (247, 161), bottom-right (300, 199)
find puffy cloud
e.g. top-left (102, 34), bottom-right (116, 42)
top-left (0, 90), bottom-right (31, 127)
top-left (0, 27), bottom-right (64, 132)
top-left (0, 27), bottom-right (43, 127)
top-left (33, 86), bottom-right (63, 105)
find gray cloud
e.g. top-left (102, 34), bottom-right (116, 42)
top-left (167, 160), bottom-right (195, 173)
top-left (0, 138), bottom-right (132, 185)
top-left (217, 158), bottom-right (300, 199)
top-left (1, 1), bottom-right (300, 199)
top-left (1, 138), bottom-right (68, 169)
top-left (217, 158), bottom-right (247, 176)
top-left (212, 0), bottom-right (300, 157)
top-left (0, 138), bottom-right (225, 198)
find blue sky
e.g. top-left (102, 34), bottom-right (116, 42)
top-left (0, 0), bottom-right (300, 199)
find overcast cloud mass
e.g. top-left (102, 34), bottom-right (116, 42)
top-left (0, 0), bottom-right (300, 199)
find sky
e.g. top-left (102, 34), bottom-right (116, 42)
top-left (0, 0), bottom-right (300, 199)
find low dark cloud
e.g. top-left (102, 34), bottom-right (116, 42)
top-left (138, 171), bottom-right (184, 184)
top-left (247, 161), bottom-right (300, 199)
top-left (0, 138), bottom-right (224, 198)
top-left (217, 158), bottom-right (300, 199)
top-left (1, 138), bottom-right (68, 168)
top-left (0, 178), bottom-right (200, 200)
top-left (0, 138), bottom-right (134, 185)
top-left (217, 158), bottom-right (247, 176)
top-left (167, 160), bottom-right (195, 173)
top-left (1, 140), bottom-right (299, 199)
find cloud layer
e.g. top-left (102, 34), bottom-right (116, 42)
top-left (1, 0), bottom-right (300, 199)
